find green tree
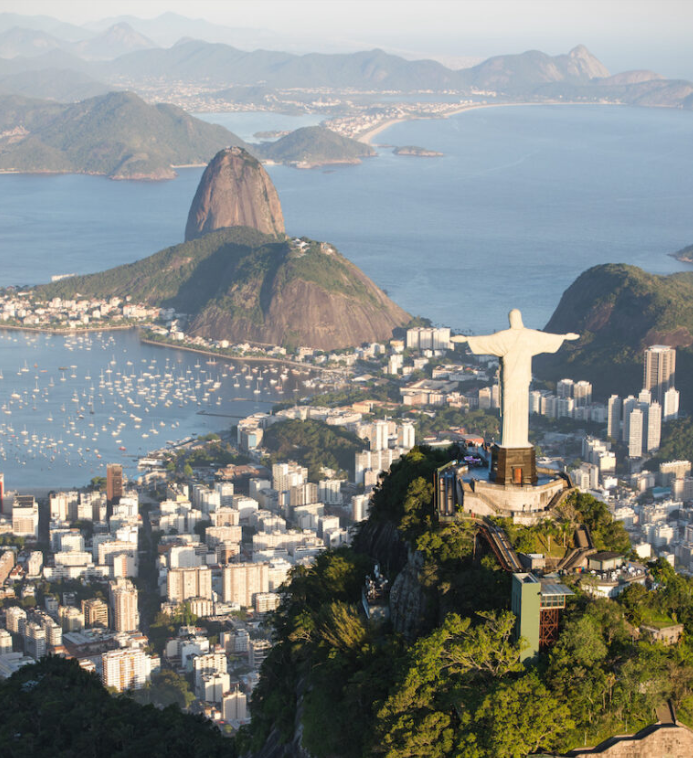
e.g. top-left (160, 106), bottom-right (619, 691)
top-left (476, 672), bottom-right (574, 757)
top-left (568, 491), bottom-right (630, 552)
top-left (374, 612), bottom-right (523, 755)
top-left (551, 614), bottom-right (608, 671)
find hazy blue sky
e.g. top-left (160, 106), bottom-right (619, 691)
top-left (6, 0), bottom-right (693, 79)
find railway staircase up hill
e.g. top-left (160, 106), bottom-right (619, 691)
top-left (478, 520), bottom-right (523, 573)
top-left (557, 525), bottom-right (596, 571)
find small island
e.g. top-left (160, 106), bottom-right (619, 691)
top-left (393, 145), bottom-right (444, 157)
top-left (671, 243), bottom-right (693, 263)
top-left (257, 126), bottom-right (375, 168)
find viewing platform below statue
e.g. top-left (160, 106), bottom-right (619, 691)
top-left (462, 473), bottom-right (569, 525)
top-left (435, 453), bottom-right (573, 525)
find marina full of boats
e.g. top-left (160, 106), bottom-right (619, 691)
top-left (0, 329), bottom-right (321, 490)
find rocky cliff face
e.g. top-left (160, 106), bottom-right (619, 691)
top-left (564, 44), bottom-right (610, 80)
top-left (185, 235), bottom-right (411, 350)
top-left (185, 146), bottom-right (285, 242)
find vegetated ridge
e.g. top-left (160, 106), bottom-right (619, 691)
top-left (262, 418), bottom-right (363, 481)
top-left (36, 145), bottom-right (409, 350)
top-left (534, 263), bottom-right (693, 405)
top-left (185, 147), bottom-right (285, 241)
top-left (36, 226), bottom-right (411, 350)
top-left (257, 126), bottom-right (376, 167)
top-left (0, 66), bottom-right (112, 101)
top-left (0, 90), bottom-right (249, 179)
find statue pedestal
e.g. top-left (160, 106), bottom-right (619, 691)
top-left (491, 445), bottom-right (537, 486)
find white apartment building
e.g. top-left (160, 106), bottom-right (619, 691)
top-left (222, 563), bottom-right (269, 607)
top-left (102, 647), bottom-right (151, 691)
top-left (167, 566), bottom-right (213, 603)
top-left (110, 578), bottom-right (139, 633)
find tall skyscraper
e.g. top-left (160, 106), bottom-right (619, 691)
top-left (628, 408), bottom-right (644, 458)
top-left (664, 387), bottom-right (680, 422)
top-left (106, 463), bottom-right (123, 507)
top-left (621, 396), bottom-right (638, 444)
top-left (167, 566), bottom-right (213, 603)
top-left (638, 389), bottom-right (652, 405)
top-left (643, 345), bottom-right (676, 404)
top-left (82, 598), bottom-right (109, 628)
top-left (109, 577), bottom-right (139, 632)
top-left (556, 379), bottom-right (574, 399)
top-left (607, 395), bottom-right (622, 439)
top-left (647, 402), bottom-right (662, 453)
top-left (12, 495), bottom-right (39, 538)
top-left (573, 380), bottom-right (593, 407)
top-left (222, 562), bottom-right (269, 607)
top-left (370, 420), bottom-right (389, 451)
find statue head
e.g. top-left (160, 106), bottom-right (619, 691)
top-left (508, 309), bottom-right (524, 329)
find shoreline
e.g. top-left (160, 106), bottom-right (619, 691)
top-left (139, 337), bottom-right (347, 376)
top-left (0, 322), bottom-right (347, 376)
top-left (357, 100), bottom-right (622, 145)
top-left (0, 323), bottom-right (136, 335)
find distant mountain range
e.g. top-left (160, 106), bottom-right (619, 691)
top-left (0, 13), bottom-right (691, 109)
top-left (0, 68), bottom-right (112, 102)
top-left (0, 21), bottom-right (157, 61)
top-left (0, 39), bottom-right (688, 110)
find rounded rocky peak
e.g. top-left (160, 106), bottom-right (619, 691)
top-left (567, 44), bottom-right (610, 79)
top-left (185, 146), bottom-right (285, 242)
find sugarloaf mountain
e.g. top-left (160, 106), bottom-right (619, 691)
top-left (39, 147), bottom-right (410, 350)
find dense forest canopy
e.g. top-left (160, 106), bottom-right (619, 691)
top-left (240, 447), bottom-right (693, 757)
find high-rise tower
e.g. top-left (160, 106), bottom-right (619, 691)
top-left (643, 345), bottom-right (676, 405)
top-left (106, 463), bottom-right (123, 508)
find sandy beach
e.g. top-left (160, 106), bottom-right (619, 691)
top-left (356, 100), bottom-right (592, 145)
top-left (356, 103), bottom-right (496, 144)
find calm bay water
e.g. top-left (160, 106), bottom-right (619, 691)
top-left (0, 104), bottom-right (692, 488)
top-left (0, 329), bottom-right (285, 489)
top-left (2, 105), bottom-right (692, 332)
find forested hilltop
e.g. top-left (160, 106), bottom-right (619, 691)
top-left (257, 127), bottom-right (375, 167)
top-left (536, 263), bottom-right (693, 409)
top-left (0, 90), bottom-right (248, 180)
top-left (35, 227), bottom-right (410, 350)
top-left (239, 446), bottom-right (693, 758)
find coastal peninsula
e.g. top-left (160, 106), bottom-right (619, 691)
top-left (672, 243), bottom-right (693, 264)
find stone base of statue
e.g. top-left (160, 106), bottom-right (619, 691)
top-left (457, 447), bottom-right (573, 525)
top-left (490, 445), bottom-right (537, 486)
top-left (461, 473), bottom-right (570, 526)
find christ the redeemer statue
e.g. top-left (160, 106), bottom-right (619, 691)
top-left (452, 309), bottom-right (579, 449)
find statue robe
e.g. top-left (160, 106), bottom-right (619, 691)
top-left (466, 327), bottom-right (569, 448)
